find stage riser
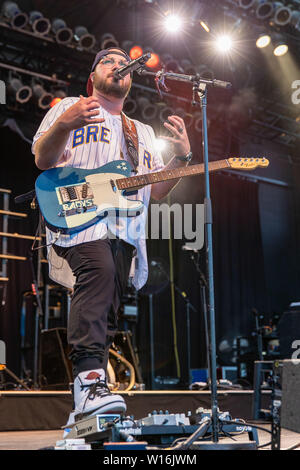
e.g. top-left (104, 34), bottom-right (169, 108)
top-left (0, 392), bottom-right (271, 431)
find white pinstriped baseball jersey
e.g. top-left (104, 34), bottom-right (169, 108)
top-left (32, 97), bottom-right (165, 290)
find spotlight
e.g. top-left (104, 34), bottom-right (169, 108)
top-left (129, 45), bottom-right (143, 60)
top-left (1, 1), bottom-right (28, 29)
top-left (194, 113), bottom-right (203, 133)
top-left (159, 105), bottom-right (175, 123)
top-left (291, 11), bottom-right (300, 31)
top-left (256, 1), bottom-right (275, 20)
top-left (164, 14), bottom-right (183, 33)
top-left (74, 26), bottom-right (96, 51)
top-left (144, 48), bottom-right (160, 69)
top-left (100, 33), bottom-right (119, 49)
top-left (154, 138), bottom-right (167, 152)
top-left (33, 84), bottom-right (54, 110)
top-left (256, 33), bottom-right (271, 48)
top-left (137, 96), bottom-right (157, 121)
top-left (162, 54), bottom-right (180, 73)
top-left (123, 97), bottom-right (137, 116)
top-left (215, 35), bottom-right (233, 53)
top-left (180, 59), bottom-right (197, 75)
top-left (274, 4), bottom-right (293, 26)
top-left (29, 11), bottom-right (51, 36)
top-left (52, 18), bottom-right (73, 45)
top-left (197, 65), bottom-right (214, 79)
top-left (8, 77), bottom-right (32, 103)
top-left (199, 20), bottom-right (210, 33)
top-left (49, 90), bottom-right (67, 108)
top-left (273, 41), bottom-right (288, 57)
top-left (175, 108), bottom-right (193, 129)
top-left (238, 0), bottom-right (259, 9)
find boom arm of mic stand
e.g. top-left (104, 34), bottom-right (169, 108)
top-left (137, 69), bottom-right (232, 89)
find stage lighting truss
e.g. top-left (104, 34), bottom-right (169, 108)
top-left (7, 75), bottom-right (32, 104)
top-left (0, 4), bottom-right (98, 52)
top-left (256, 33), bottom-right (271, 48)
top-left (236, 0), bottom-right (300, 33)
top-left (1, 1), bottom-right (28, 29)
top-left (74, 26), bottom-right (96, 51)
top-left (100, 33), bottom-right (119, 49)
top-left (2, 64), bottom-right (69, 111)
top-left (29, 11), bottom-right (51, 36)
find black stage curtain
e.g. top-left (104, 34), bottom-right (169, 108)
top-left (136, 172), bottom-right (269, 386)
top-left (0, 125), bottom-right (295, 390)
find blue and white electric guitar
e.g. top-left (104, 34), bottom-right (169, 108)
top-left (35, 157), bottom-right (269, 234)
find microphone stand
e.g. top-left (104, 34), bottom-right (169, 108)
top-left (138, 68), bottom-right (232, 443)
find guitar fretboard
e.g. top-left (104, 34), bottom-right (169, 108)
top-left (116, 159), bottom-right (230, 190)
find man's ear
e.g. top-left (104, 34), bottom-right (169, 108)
top-left (91, 72), bottom-right (95, 82)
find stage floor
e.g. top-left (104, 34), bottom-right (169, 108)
top-left (0, 425), bottom-right (299, 450)
top-left (0, 388), bottom-right (299, 450)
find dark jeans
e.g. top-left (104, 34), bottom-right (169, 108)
top-left (53, 236), bottom-right (135, 378)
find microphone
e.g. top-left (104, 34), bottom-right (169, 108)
top-left (14, 189), bottom-right (36, 204)
top-left (113, 52), bottom-right (151, 80)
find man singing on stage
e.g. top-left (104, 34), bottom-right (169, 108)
top-left (32, 47), bottom-right (192, 424)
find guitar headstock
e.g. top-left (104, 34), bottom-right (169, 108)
top-left (227, 157), bottom-right (269, 170)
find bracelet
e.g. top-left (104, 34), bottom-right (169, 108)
top-left (175, 151), bottom-right (193, 162)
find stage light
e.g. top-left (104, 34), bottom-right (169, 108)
top-left (290, 11), bottom-right (300, 31)
top-left (74, 26), bottom-right (96, 51)
top-left (197, 65), bottom-right (214, 79)
top-left (129, 45), bottom-right (143, 60)
top-left (256, 34), bottom-right (271, 48)
top-left (159, 105), bottom-right (175, 123)
top-left (1, 1), bottom-right (28, 29)
top-left (238, 0), bottom-right (259, 9)
top-left (215, 35), bottom-right (233, 53)
top-left (49, 90), bottom-right (67, 108)
top-left (33, 84), bottom-right (54, 110)
top-left (162, 54), bottom-right (180, 73)
top-left (175, 108), bottom-right (193, 129)
top-left (100, 33), bottom-right (119, 49)
top-left (180, 59), bottom-right (197, 75)
top-left (256, 1), bottom-right (275, 20)
top-left (137, 96), bottom-right (157, 121)
top-left (199, 20), bottom-right (210, 33)
top-left (154, 138), bottom-right (167, 152)
top-left (52, 18), bottom-right (73, 45)
top-left (194, 113), bottom-right (203, 133)
top-left (8, 77), bottom-right (32, 103)
top-left (145, 51), bottom-right (160, 69)
top-left (274, 4), bottom-right (293, 26)
top-left (29, 11), bottom-right (51, 36)
top-left (164, 14), bottom-right (182, 33)
top-left (123, 97), bottom-right (137, 116)
top-left (273, 42), bottom-right (288, 57)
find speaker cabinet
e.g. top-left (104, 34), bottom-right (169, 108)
top-left (39, 328), bottom-right (73, 390)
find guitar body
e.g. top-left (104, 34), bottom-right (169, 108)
top-left (35, 160), bottom-right (144, 234)
top-left (35, 156), bottom-right (269, 235)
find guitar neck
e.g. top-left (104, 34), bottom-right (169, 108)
top-left (116, 159), bottom-right (230, 191)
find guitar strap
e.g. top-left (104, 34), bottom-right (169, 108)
top-left (121, 112), bottom-right (139, 174)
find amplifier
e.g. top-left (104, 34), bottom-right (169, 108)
top-left (281, 359), bottom-right (300, 433)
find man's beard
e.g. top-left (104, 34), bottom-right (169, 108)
top-left (93, 73), bottom-right (131, 99)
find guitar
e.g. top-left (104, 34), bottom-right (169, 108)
top-left (35, 157), bottom-right (269, 234)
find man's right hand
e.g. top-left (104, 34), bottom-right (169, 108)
top-left (57, 95), bottom-right (105, 132)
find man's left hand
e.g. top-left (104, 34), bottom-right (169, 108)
top-left (159, 115), bottom-right (191, 157)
